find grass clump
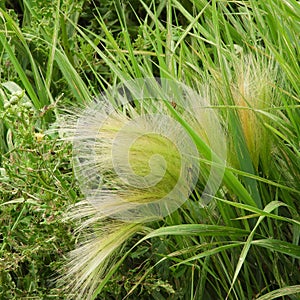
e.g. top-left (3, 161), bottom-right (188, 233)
top-left (0, 0), bottom-right (300, 299)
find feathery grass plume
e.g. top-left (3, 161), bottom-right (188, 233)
top-left (58, 78), bottom-right (227, 298)
top-left (215, 54), bottom-right (278, 172)
top-left (231, 55), bottom-right (278, 170)
top-left (57, 202), bottom-right (144, 300)
top-left (68, 78), bottom-right (226, 220)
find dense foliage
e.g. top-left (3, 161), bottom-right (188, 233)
top-left (0, 0), bottom-right (299, 299)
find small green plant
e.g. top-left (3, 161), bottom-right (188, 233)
top-left (0, 82), bottom-right (79, 298)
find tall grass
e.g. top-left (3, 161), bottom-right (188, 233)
top-left (0, 0), bottom-right (299, 299)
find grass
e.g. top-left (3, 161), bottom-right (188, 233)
top-left (0, 0), bottom-right (300, 299)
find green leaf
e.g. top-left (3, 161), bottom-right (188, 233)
top-left (256, 285), bottom-right (300, 300)
top-left (252, 239), bottom-right (300, 259)
top-left (142, 224), bottom-right (250, 239)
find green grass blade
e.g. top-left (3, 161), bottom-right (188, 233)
top-left (251, 239), bottom-right (300, 259)
top-left (54, 48), bottom-right (90, 103)
top-left (256, 285), bottom-right (300, 300)
top-left (226, 201), bottom-right (287, 299)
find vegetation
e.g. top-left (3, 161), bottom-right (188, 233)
top-left (0, 0), bottom-right (299, 299)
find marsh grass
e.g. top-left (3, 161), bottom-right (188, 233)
top-left (0, 0), bottom-right (300, 299)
